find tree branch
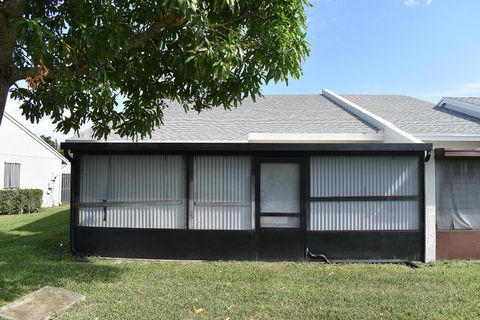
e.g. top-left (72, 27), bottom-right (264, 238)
top-left (123, 12), bottom-right (184, 52)
top-left (11, 62), bottom-right (88, 83)
top-left (0, 0), bottom-right (25, 18)
top-left (10, 66), bottom-right (35, 81)
top-left (10, 11), bottom-right (183, 84)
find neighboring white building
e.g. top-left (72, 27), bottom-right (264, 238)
top-left (0, 112), bottom-right (70, 207)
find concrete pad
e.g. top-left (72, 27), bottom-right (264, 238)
top-left (0, 286), bottom-right (85, 320)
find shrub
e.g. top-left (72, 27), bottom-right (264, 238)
top-left (0, 189), bottom-right (43, 215)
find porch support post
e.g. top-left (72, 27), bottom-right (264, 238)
top-left (424, 156), bottom-right (436, 262)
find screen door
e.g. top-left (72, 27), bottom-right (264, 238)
top-left (256, 158), bottom-right (305, 261)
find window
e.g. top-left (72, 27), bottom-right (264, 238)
top-left (436, 159), bottom-right (480, 230)
top-left (4, 162), bottom-right (20, 189)
top-left (191, 156), bottom-right (252, 230)
top-left (309, 156), bottom-right (420, 231)
top-left (260, 162), bottom-right (301, 228)
top-left (79, 155), bottom-right (186, 229)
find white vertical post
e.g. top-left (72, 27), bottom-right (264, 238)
top-left (424, 156), bottom-right (436, 262)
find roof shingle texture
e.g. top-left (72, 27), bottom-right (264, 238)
top-left (343, 94), bottom-right (480, 135)
top-left (445, 97), bottom-right (480, 107)
top-left (68, 95), bottom-right (377, 142)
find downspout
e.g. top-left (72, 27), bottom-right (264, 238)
top-left (424, 150), bottom-right (431, 162)
top-left (63, 148), bottom-right (81, 257)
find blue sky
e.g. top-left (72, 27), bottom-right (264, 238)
top-left (264, 0), bottom-right (480, 101)
top-left (6, 0), bottom-right (480, 141)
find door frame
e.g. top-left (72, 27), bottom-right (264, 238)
top-left (254, 156), bottom-right (307, 260)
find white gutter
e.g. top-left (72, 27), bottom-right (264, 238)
top-left (438, 98), bottom-right (480, 120)
top-left (248, 133), bottom-right (383, 143)
top-left (322, 89), bottom-right (422, 144)
top-left (413, 134), bottom-right (480, 142)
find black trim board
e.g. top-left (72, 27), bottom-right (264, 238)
top-left (309, 195), bottom-right (419, 202)
top-left (62, 142), bottom-right (432, 153)
top-left (435, 148), bottom-right (480, 158)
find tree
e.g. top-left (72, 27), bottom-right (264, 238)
top-left (0, 0), bottom-right (309, 139)
top-left (40, 134), bottom-right (59, 151)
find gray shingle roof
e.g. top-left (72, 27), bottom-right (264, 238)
top-left (343, 94), bottom-right (480, 135)
top-left (68, 95), bottom-right (378, 142)
top-left (69, 93), bottom-right (480, 142)
top-left (445, 97), bottom-right (480, 107)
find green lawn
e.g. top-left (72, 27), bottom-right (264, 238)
top-left (1, 207), bottom-right (480, 319)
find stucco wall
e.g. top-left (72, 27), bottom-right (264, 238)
top-left (0, 116), bottom-right (69, 207)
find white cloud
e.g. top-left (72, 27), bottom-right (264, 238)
top-left (404, 0), bottom-right (432, 6)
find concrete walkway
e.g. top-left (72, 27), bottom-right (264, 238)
top-left (0, 286), bottom-right (85, 320)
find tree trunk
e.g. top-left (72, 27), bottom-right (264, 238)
top-left (0, 81), bottom-right (10, 126)
top-left (0, 0), bottom-right (27, 126)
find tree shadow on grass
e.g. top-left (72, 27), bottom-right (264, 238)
top-left (0, 208), bottom-right (125, 305)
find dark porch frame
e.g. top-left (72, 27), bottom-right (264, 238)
top-left (62, 142), bottom-right (431, 262)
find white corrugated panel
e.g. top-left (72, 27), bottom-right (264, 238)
top-left (191, 156), bottom-right (252, 230)
top-left (309, 156), bottom-right (420, 231)
top-left (79, 155), bottom-right (109, 202)
top-left (310, 156), bottom-right (419, 197)
top-left (310, 201), bottom-right (419, 231)
top-left (78, 207), bottom-right (104, 227)
top-left (79, 155), bottom-right (186, 229)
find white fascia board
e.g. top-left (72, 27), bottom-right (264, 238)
top-left (322, 89), bottom-right (422, 144)
top-left (4, 112), bottom-right (69, 163)
top-left (413, 134), bottom-right (480, 142)
top-left (248, 133), bottom-right (383, 143)
top-left (64, 139), bottom-right (249, 143)
top-left (439, 98), bottom-right (480, 119)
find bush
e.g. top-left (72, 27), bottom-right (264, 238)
top-left (0, 189), bottom-right (43, 215)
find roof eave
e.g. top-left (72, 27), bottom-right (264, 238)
top-left (4, 112), bottom-right (70, 164)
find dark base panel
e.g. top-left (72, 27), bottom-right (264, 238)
top-left (305, 231), bottom-right (423, 261)
top-left (75, 227), bottom-right (424, 261)
top-left (75, 227), bottom-right (257, 260)
top-left (437, 231), bottom-right (480, 260)
top-left (257, 229), bottom-right (304, 261)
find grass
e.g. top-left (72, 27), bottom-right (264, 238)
top-left (1, 207), bottom-right (480, 319)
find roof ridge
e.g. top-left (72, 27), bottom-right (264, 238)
top-left (4, 112), bottom-right (69, 163)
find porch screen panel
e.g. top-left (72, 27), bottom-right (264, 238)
top-left (436, 158), bottom-right (480, 230)
top-left (192, 156), bottom-right (252, 230)
top-left (79, 155), bottom-right (186, 229)
top-left (309, 156), bottom-right (420, 231)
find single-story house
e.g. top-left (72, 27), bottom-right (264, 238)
top-left (61, 90), bottom-right (480, 262)
top-left (0, 112), bottom-right (70, 207)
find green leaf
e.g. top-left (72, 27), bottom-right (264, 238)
top-left (5, 0), bottom-right (310, 139)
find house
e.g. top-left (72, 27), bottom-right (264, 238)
top-left (0, 112), bottom-right (70, 207)
top-left (60, 90), bottom-right (480, 262)
top-left (61, 90), bottom-right (429, 262)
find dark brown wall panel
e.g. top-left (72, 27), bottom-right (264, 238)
top-left (437, 231), bottom-right (480, 260)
